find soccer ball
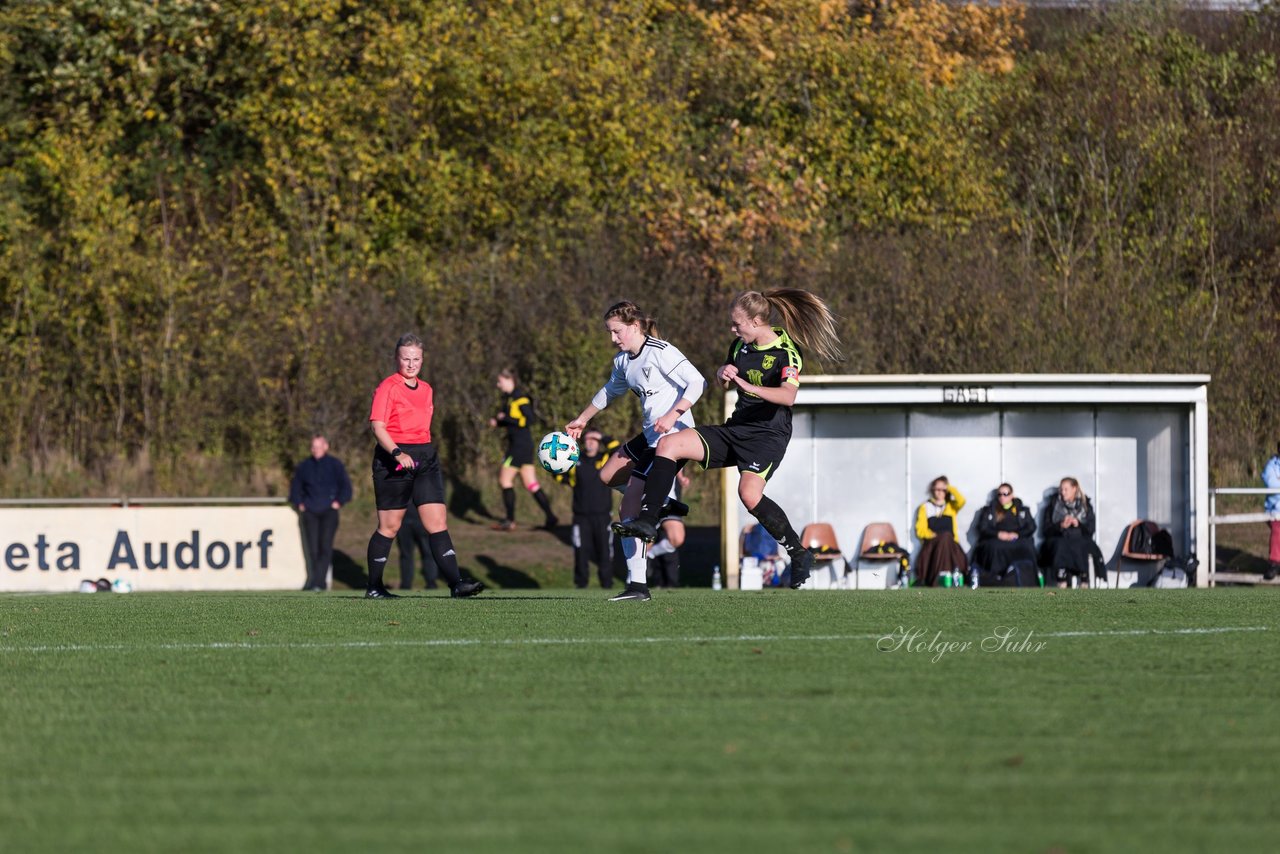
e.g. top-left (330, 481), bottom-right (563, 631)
top-left (537, 431), bottom-right (580, 474)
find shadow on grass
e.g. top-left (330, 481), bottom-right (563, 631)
top-left (422, 594), bottom-right (576, 600)
top-left (331, 593), bottom-right (573, 599)
top-left (546, 522), bottom-right (573, 547)
top-left (448, 477), bottom-right (497, 522)
top-left (332, 549), bottom-right (366, 589)
top-left (1216, 545), bottom-right (1270, 574)
top-left (474, 554), bottom-right (540, 588)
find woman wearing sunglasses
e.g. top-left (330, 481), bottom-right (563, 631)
top-left (971, 483), bottom-right (1038, 586)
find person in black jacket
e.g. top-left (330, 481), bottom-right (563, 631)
top-left (971, 483), bottom-right (1038, 585)
top-left (289, 434), bottom-right (353, 591)
top-left (556, 428), bottom-right (617, 589)
top-left (1041, 477), bottom-right (1106, 588)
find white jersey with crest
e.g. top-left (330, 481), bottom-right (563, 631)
top-left (591, 337), bottom-right (706, 446)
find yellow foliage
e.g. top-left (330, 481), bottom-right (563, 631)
top-left (877, 0), bottom-right (1025, 86)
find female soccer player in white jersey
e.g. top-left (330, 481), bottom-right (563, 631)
top-left (615, 288), bottom-right (844, 590)
top-left (565, 301), bottom-right (707, 601)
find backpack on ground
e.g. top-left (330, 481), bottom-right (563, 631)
top-left (1148, 553), bottom-right (1198, 589)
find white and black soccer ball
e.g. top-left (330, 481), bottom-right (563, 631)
top-left (537, 431), bottom-right (580, 475)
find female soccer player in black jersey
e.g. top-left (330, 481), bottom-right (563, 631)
top-left (488, 369), bottom-right (557, 531)
top-left (615, 288), bottom-right (843, 589)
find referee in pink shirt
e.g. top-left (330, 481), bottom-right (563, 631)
top-left (364, 333), bottom-right (484, 600)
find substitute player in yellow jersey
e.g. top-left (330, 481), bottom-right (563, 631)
top-left (489, 369), bottom-right (557, 531)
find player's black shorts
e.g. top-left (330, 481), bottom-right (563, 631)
top-left (693, 423), bottom-right (789, 481)
top-left (618, 431), bottom-right (694, 481)
top-left (502, 430), bottom-right (534, 468)
top-left (618, 432), bottom-right (656, 474)
top-left (372, 442), bottom-right (446, 510)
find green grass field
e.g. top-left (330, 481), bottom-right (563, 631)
top-left (3, 588), bottom-right (1278, 853)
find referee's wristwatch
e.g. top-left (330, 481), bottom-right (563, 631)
top-left (391, 447), bottom-right (403, 458)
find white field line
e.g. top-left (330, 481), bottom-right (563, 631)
top-left (0, 625), bottom-right (1268, 654)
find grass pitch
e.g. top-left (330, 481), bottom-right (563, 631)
top-left (2, 588), bottom-right (1278, 853)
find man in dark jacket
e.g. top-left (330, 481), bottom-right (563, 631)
top-left (289, 434), bottom-right (353, 591)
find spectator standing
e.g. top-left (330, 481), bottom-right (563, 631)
top-left (1264, 444), bottom-right (1280, 580)
top-left (289, 434), bottom-right (352, 591)
top-left (397, 506), bottom-right (439, 590)
top-left (558, 428), bottom-right (617, 589)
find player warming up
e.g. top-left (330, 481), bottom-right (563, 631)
top-left (614, 288), bottom-right (843, 590)
top-left (364, 333), bottom-right (485, 600)
top-left (488, 368), bottom-right (557, 531)
top-left (565, 301), bottom-right (706, 601)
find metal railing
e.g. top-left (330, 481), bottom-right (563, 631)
top-left (1208, 487), bottom-right (1279, 586)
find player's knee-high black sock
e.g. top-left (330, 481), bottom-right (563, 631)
top-left (428, 531), bottom-right (463, 588)
top-left (638, 457), bottom-right (678, 522)
top-left (502, 488), bottom-right (516, 522)
top-left (749, 496), bottom-right (804, 560)
top-left (366, 531), bottom-right (394, 590)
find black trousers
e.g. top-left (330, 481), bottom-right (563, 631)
top-left (649, 551), bottom-right (680, 588)
top-left (301, 508), bottom-right (340, 589)
top-left (574, 513), bottom-right (614, 588)
top-left (397, 516), bottom-right (438, 589)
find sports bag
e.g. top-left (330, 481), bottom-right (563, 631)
top-left (1148, 553), bottom-right (1198, 589)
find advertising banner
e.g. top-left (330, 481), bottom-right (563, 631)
top-left (0, 505), bottom-right (307, 592)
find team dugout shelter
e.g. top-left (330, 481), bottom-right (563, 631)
top-left (719, 374), bottom-right (1211, 589)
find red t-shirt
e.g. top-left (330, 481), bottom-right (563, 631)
top-left (370, 374), bottom-right (433, 443)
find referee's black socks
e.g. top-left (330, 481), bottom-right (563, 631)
top-left (638, 456), bottom-right (679, 523)
top-left (366, 531), bottom-right (395, 590)
top-left (428, 531), bottom-right (463, 589)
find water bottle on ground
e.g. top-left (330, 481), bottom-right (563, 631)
top-left (712, 564), bottom-right (722, 591)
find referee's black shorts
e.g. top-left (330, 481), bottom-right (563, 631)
top-left (502, 430), bottom-right (535, 468)
top-left (372, 442), bottom-right (446, 510)
top-left (694, 423), bottom-right (790, 481)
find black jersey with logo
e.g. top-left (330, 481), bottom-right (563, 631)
top-left (495, 387), bottom-right (536, 442)
top-left (723, 327), bottom-right (803, 430)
